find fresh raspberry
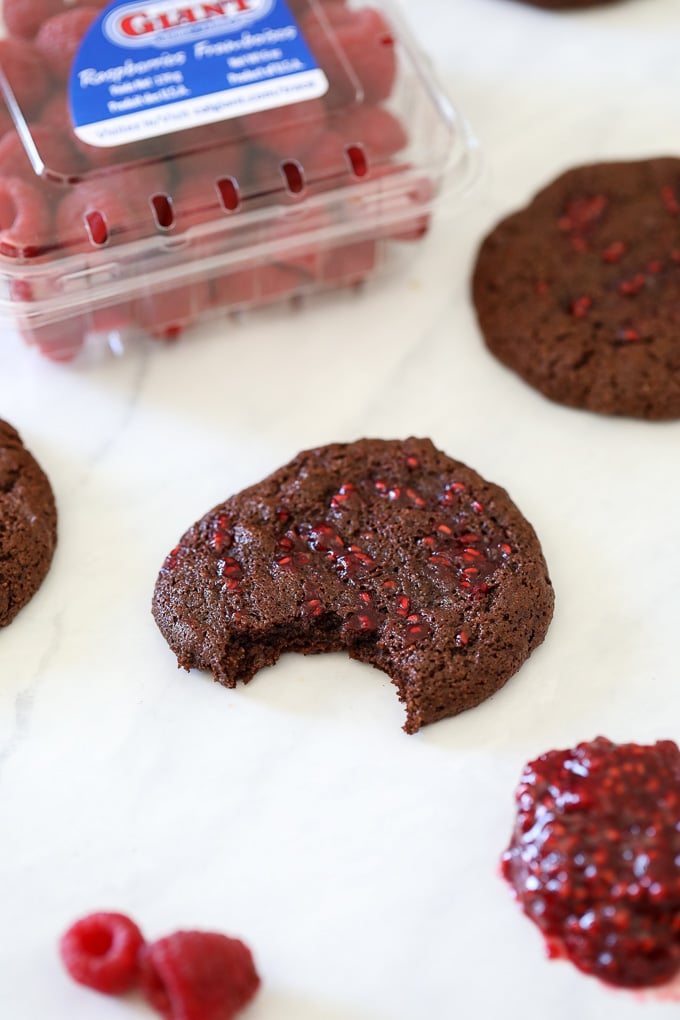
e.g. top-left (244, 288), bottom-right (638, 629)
top-left (238, 148), bottom-right (285, 198)
top-left (56, 164), bottom-right (170, 248)
top-left (333, 105), bottom-right (408, 163)
top-left (134, 277), bottom-right (211, 341)
top-left (139, 931), bottom-right (260, 1020)
top-left (56, 180), bottom-right (133, 252)
top-left (177, 119), bottom-right (242, 149)
top-left (268, 205), bottom-right (327, 262)
top-left (0, 176), bottom-right (52, 258)
top-left (38, 95), bottom-right (72, 135)
top-left (302, 4), bottom-right (398, 107)
top-left (166, 118), bottom-right (242, 159)
top-left (4, 0), bottom-right (66, 40)
top-left (240, 99), bottom-right (326, 159)
top-left (295, 129), bottom-right (347, 187)
top-left (362, 163), bottom-right (434, 241)
top-left (387, 169), bottom-right (433, 242)
top-left (0, 39), bottom-right (50, 116)
top-left (213, 204), bottom-right (328, 309)
top-left (42, 96), bottom-right (165, 170)
top-left (0, 125), bottom-right (82, 181)
top-left (119, 161), bottom-right (173, 224)
top-left (171, 173), bottom-right (228, 232)
top-left (77, 137), bottom-right (147, 170)
top-left (287, 0), bottom-right (347, 14)
top-left (172, 133), bottom-right (246, 186)
top-left (102, 160), bottom-right (172, 200)
top-left (17, 314), bottom-right (87, 363)
top-left (241, 143), bottom-right (328, 199)
top-left (211, 263), bottom-right (289, 309)
top-left (11, 278), bottom-right (86, 363)
top-left (320, 238), bottom-right (378, 285)
top-left (126, 175), bottom-right (214, 338)
top-left (37, 94), bottom-right (128, 170)
top-left (3, 0), bottom-right (106, 40)
top-left (9, 277), bottom-right (36, 303)
top-left (59, 911), bottom-right (145, 994)
top-left (0, 105), bottom-right (14, 140)
top-left (89, 301), bottom-right (134, 337)
top-left (35, 8), bottom-right (100, 83)
top-left (301, 107), bottom-right (408, 186)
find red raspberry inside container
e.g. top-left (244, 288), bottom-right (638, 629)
top-left (0, 0), bottom-right (450, 359)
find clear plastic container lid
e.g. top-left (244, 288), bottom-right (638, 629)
top-left (0, 0), bottom-right (479, 359)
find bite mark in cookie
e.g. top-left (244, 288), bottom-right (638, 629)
top-left (152, 439), bottom-right (554, 733)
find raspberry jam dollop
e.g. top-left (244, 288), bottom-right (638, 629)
top-left (501, 737), bottom-right (680, 988)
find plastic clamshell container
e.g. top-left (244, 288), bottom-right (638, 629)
top-left (0, 0), bottom-right (478, 361)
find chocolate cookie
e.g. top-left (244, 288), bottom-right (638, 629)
top-left (152, 439), bottom-right (554, 733)
top-left (473, 158), bottom-right (680, 419)
top-left (0, 419), bottom-right (57, 626)
top-left (513, 1), bottom-right (620, 9)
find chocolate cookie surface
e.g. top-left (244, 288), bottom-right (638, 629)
top-left (0, 419), bottom-right (57, 626)
top-left (513, 1), bottom-right (620, 8)
top-left (152, 439), bottom-right (554, 733)
top-left (473, 158), bottom-right (680, 419)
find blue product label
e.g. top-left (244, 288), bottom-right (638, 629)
top-left (70, 0), bottom-right (328, 147)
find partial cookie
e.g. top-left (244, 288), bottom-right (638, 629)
top-left (0, 419), bottom-right (57, 625)
top-left (512, 1), bottom-right (620, 8)
top-left (152, 438), bottom-right (554, 733)
top-left (473, 158), bottom-right (680, 419)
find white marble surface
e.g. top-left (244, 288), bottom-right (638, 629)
top-left (2, 1), bottom-right (680, 1017)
